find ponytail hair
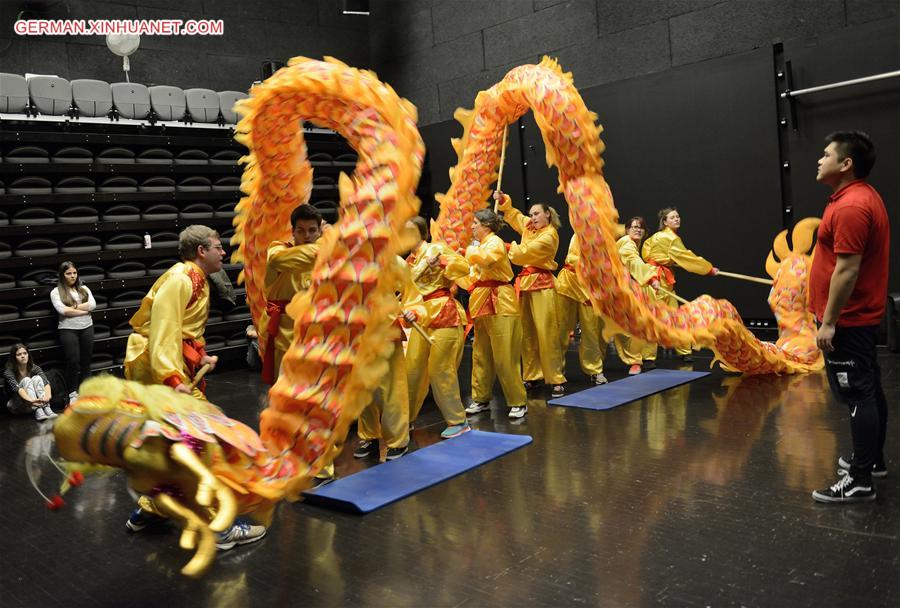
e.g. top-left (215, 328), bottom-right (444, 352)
top-left (532, 203), bottom-right (561, 229)
top-left (474, 208), bottom-right (504, 234)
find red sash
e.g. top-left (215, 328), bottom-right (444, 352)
top-left (648, 260), bottom-right (675, 287)
top-left (162, 339), bottom-right (209, 394)
top-left (515, 266), bottom-right (553, 299)
top-left (261, 299), bottom-right (289, 385)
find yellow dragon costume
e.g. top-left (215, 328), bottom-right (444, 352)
top-left (52, 56), bottom-right (820, 578)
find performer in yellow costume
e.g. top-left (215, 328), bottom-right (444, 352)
top-left (353, 256), bottom-right (427, 460)
top-left (555, 234), bottom-right (608, 385)
top-left (642, 207), bottom-right (719, 361)
top-left (403, 217), bottom-right (472, 439)
top-left (614, 217), bottom-right (663, 375)
top-left (494, 191), bottom-right (567, 397)
top-left (258, 204), bottom-right (322, 385)
top-left (124, 225), bottom-right (223, 399)
top-left (462, 208), bottom-right (529, 419)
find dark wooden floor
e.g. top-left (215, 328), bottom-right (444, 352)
top-left (2, 345), bottom-right (898, 607)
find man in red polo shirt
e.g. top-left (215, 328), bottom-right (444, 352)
top-left (808, 131), bottom-right (890, 504)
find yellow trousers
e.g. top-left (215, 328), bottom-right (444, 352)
top-left (556, 293), bottom-right (605, 376)
top-left (407, 326), bottom-right (466, 426)
top-left (613, 334), bottom-right (658, 366)
top-left (471, 315), bottom-right (527, 408)
top-left (520, 288), bottom-right (566, 384)
top-left (358, 342), bottom-right (410, 449)
top-left (661, 285), bottom-right (691, 356)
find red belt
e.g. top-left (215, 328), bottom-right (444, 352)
top-left (163, 339), bottom-right (210, 394)
top-left (424, 288), bottom-right (452, 301)
top-left (262, 299), bottom-right (289, 385)
top-left (648, 260), bottom-right (675, 287)
top-left (563, 263), bottom-right (576, 273)
top-left (515, 266), bottom-right (553, 299)
top-left (465, 280), bottom-right (511, 335)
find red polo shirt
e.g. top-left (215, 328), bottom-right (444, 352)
top-left (809, 180), bottom-right (890, 327)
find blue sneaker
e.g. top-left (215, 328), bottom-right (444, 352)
top-left (216, 521), bottom-right (267, 551)
top-left (125, 507), bottom-right (167, 532)
top-left (440, 424), bottom-right (471, 439)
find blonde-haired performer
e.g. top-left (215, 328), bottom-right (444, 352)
top-left (494, 191), bottom-right (567, 398)
top-left (555, 234), bottom-right (608, 385)
top-left (124, 225), bottom-right (223, 400)
top-left (614, 216), bottom-right (662, 375)
top-left (353, 257), bottom-right (427, 461)
top-left (642, 207), bottom-right (718, 362)
top-left (462, 209), bottom-right (529, 419)
top-left (404, 217), bottom-right (472, 439)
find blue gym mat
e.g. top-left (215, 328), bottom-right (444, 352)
top-left (303, 430), bottom-right (533, 514)
top-left (548, 368), bottom-right (710, 410)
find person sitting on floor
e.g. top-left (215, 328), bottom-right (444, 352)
top-left (4, 343), bottom-right (56, 421)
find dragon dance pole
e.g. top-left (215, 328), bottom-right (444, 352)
top-left (492, 124), bottom-right (509, 213)
top-left (717, 271), bottom-right (774, 286)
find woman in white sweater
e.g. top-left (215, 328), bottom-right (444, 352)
top-left (49, 261), bottom-right (96, 403)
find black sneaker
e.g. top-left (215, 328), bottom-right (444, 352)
top-left (680, 354), bottom-right (693, 363)
top-left (523, 380), bottom-right (543, 391)
top-left (838, 455), bottom-right (888, 478)
top-left (551, 384), bottom-right (566, 398)
top-left (309, 474), bottom-right (337, 489)
top-left (385, 445), bottom-right (408, 460)
top-left (812, 474), bottom-right (876, 504)
top-left (643, 360), bottom-right (657, 370)
top-left (353, 439), bottom-right (378, 459)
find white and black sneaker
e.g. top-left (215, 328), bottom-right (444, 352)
top-left (812, 474), bottom-right (876, 504)
top-left (508, 406), bottom-right (527, 419)
top-left (838, 455), bottom-right (887, 478)
top-left (465, 401), bottom-right (491, 415)
top-left (591, 374), bottom-right (608, 385)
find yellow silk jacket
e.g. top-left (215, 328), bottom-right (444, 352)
top-left (503, 206), bottom-right (559, 292)
top-left (641, 227), bottom-right (713, 278)
top-left (463, 233), bottom-right (518, 318)
top-left (407, 241), bottom-right (468, 328)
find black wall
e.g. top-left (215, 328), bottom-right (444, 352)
top-left (421, 16), bottom-right (900, 320)
top-left (0, 0), bottom-right (369, 92)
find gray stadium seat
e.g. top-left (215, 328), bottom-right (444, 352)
top-left (92, 324), bottom-right (111, 339)
top-left (139, 176), bottom-right (175, 192)
top-left (17, 269), bottom-right (56, 287)
top-left (136, 148), bottom-right (173, 164)
top-left (333, 153), bottom-right (358, 166)
top-left (174, 149), bottom-right (209, 165)
top-left (226, 331), bottom-right (248, 346)
top-left (104, 234), bottom-right (144, 251)
top-left (149, 231), bottom-right (179, 248)
top-left (142, 204), bottom-right (178, 220)
top-left (111, 82), bottom-right (151, 119)
top-left (219, 228), bottom-right (234, 247)
top-left (309, 152), bottom-right (332, 164)
top-left (51, 146), bottom-right (93, 164)
top-left (149, 85), bottom-right (186, 121)
top-left (110, 289), bottom-right (146, 305)
top-left (6, 146), bottom-right (49, 163)
top-left (313, 176), bottom-right (336, 189)
top-left (205, 336), bottom-right (226, 351)
top-left (184, 88), bottom-right (220, 122)
top-left (14, 238), bottom-right (59, 256)
top-left (225, 305), bottom-right (250, 320)
top-left (214, 202), bottom-right (236, 218)
top-left (54, 176), bottom-right (96, 193)
top-left (0, 304), bottom-right (17, 321)
top-left (28, 76), bottom-right (71, 115)
top-left (58, 205), bottom-right (99, 224)
top-left (210, 150), bottom-right (240, 165)
top-left (28, 329), bottom-right (58, 345)
top-left (0, 242), bottom-right (10, 259)
top-left (7, 176), bottom-right (52, 194)
top-left (60, 235), bottom-right (102, 253)
top-left (102, 204), bottom-right (140, 222)
top-left (71, 79), bottom-right (112, 117)
top-left (76, 265), bottom-right (105, 282)
top-left (179, 203), bottom-right (214, 219)
top-left (0, 273), bottom-right (14, 289)
top-left (148, 259), bottom-right (177, 277)
top-left (113, 321), bottom-right (133, 336)
top-left (98, 176), bottom-right (138, 192)
top-left (217, 90), bottom-right (248, 124)
top-left (177, 176), bottom-right (211, 192)
top-left (12, 207), bottom-right (55, 225)
top-left (0, 210), bottom-right (6, 225)
top-left (0, 73), bottom-right (29, 113)
top-left (107, 264), bottom-right (146, 280)
top-left (207, 308), bottom-right (224, 323)
top-left (212, 176), bottom-right (240, 191)
top-left (97, 147), bottom-right (135, 164)
top-left (92, 295), bottom-right (108, 309)
top-left (90, 353), bottom-right (115, 370)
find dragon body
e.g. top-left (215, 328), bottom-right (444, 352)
top-left (53, 56), bottom-right (820, 577)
